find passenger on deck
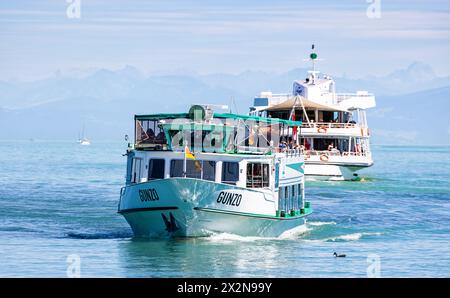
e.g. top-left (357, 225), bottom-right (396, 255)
top-left (155, 131), bottom-right (166, 144)
top-left (288, 139), bottom-right (294, 149)
top-left (144, 128), bottom-right (155, 143)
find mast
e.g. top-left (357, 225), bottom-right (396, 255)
top-left (309, 44), bottom-right (319, 85)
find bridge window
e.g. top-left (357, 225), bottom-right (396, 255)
top-left (148, 159), bottom-right (165, 180)
top-left (131, 157), bottom-right (143, 183)
top-left (222, 162), bottom-right (239, 185)
top-left (246, 163), bottom-right (269, 188)
top-left (170, 159), bottom-right (216, 181)
top-left (202, 161), bottom-right (216, 181)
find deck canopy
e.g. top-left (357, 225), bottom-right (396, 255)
top-left (260, 96), bottom-right (348, 112)
top-left (135, 112), bottom-right (302, 127)
top-left (134, 109), bottom-right (301, 154)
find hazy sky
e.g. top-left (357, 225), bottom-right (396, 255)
top-left (1, 0), bottom-right (450, 80)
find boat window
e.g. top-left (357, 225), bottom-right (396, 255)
top-left (148, 159), bottom-right (165, 180)
top-left (246, 163), bottom-right (269, 188)
top-left (202, 161), bottom-right (216, 181)
top-left (135, 119), bottom-right (167, 149)
top-left (263, 164), bottom-right (270, 187)
top-left (222, 162), bottom-right (239, 185)
top-left (170, 159), bottom-right (216, 181)
top-left (170, 160), bottom-right (184, 177)
top-left (285, 186), bottom-right (289, 210)
top-left (131, 157), bottom-right (143, 183)
top-left (278, 187), bottom-right (285, 212)
top-left (292, 184), bottom-right (297, 210)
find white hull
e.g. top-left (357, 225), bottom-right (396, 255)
top-left (304, 163), bottom-right (370, 181)
top-left (118, 178), bottom-right (311, 237)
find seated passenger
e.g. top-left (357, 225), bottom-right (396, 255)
top-left (155, 131), bottom-right (166, 144)
top-left (144, 128), bottom-right (155, 143)
top-left (279, 141), bottom-right (287, 151)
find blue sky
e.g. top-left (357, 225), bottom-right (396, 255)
top-left (1, 0), bottom-right (450, 80)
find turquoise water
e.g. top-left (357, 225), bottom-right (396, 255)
top-left (0, 141), bottom-right (449, 277)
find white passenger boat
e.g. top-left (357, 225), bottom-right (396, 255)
top-left (118, 105), bottom-right (312, 237)
top-left (249, 46), bottom-right (376, 180)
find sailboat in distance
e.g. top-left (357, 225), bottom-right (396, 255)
top-left (78, 124), bottom-right (91, 145)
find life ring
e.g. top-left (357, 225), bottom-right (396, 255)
top-left (320, 154), bottom-right (329, 162)
top-left (317, 126), bottom-right (327, 133)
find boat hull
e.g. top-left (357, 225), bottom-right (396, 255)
top-left (304, 162), bottom-right (372, 181)
top-left (118, 178), bottom-right (311, 237)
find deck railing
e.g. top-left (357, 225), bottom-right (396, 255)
top-left (301, 122), bottom-right (360, 129)
top-left (302, 149), bottom-right (369, 157)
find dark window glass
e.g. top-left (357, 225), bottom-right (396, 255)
top-left (202, 161), bottom-right (216, 181)
top-left (170, 159), bottom-right (215, 180)
top-left (247, 163), bottom-right (270, 188)
top-left (263, 164), bottom-right (270, 187)
top-left (170, 160), bottom-right (184, 177)
top-left (132, 158), bottom-right (142, 183)
top-left (148, 159), bottom-right (165, 180)
top-left (222, 162), bottom-right (239, 185)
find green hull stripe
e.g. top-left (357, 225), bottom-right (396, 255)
top-left (194, 207), bottom-right (312, 220)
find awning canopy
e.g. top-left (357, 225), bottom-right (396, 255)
top-left (261, 96), bottom-right (348, 112)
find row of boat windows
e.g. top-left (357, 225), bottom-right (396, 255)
top-left (278, 184), bottom-right (304, 212)
top-left (131, 158), bottom-right (270, 188)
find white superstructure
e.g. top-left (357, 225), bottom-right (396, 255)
top-left (250, 45), bottom-right (376, 180)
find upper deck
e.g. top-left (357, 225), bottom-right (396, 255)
top-left (133, 105), bottom-right (303, 155)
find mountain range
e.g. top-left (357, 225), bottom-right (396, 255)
top-left (0, 62), bottom-right (449, 144)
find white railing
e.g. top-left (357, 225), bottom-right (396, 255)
top-left (285, 148), bottom-right (302, 157)
top-left (336, 92), bottom-right (374, 103)
top-left (302, 149), bottom-right (369, 157)
top-left (301, 122), bottom-right (360, 129)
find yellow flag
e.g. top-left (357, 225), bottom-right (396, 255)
top-left (185, 145), bottom-right (195, 160)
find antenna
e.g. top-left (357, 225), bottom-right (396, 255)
top-left (302, 43), bottom-right (320, 84)
top-left (310, 44), bottom-right (318, 76)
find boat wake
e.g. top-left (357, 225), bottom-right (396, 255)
top-left (302, 232), bottom-right (382, 243)
top-left (324, 232), bottom-right (382, 242)
top-left (307, 221), bottom-right (337, 227)
top-left (66, 230), bottom-right (133, 239)
top-left (204, 225), bottom-right (311, 242)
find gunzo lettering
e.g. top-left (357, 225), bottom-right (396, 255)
top-left (139, 188), bottom-right (159, 202)
top-left (217, 191), bottom-right (242, 206)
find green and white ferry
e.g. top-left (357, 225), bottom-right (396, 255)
top-left (118, 105), bottom-right (312, 237)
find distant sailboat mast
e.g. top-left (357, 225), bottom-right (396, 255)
top-left (78, 123), bottom-right (90, 145)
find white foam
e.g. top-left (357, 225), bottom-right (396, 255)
top-left (278, 225), bottom-right (310, 239)
top-left (308, 221), bottom-right (337, 227)
top-left (205, 225), bottom-right (310, 242)
top-left (206, 232), bottom-right (269, 242)
top-left (325, 232), bottom-right (382, 242)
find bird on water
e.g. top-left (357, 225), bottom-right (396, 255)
top-left (333, 252), bottom-right (346, 258)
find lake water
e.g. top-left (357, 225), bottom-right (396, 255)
top-left (0, 141), bottom-right (449, 277)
